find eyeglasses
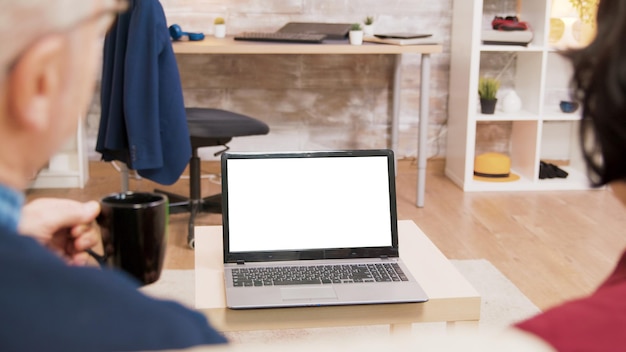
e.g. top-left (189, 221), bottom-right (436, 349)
top-left (6, 0), bottom-right (129, 73)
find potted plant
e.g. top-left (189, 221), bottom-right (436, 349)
top-left (363, 16), bottom-right (375, 36)
top-left (478, 77), bottom-right (500, 114)
top-left (349, 23), bottom-right (364, 45)
top-left (214, 17), bottom-right (226, 38)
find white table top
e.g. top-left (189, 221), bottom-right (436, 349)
top-left (194, 220), bottom-right (480, 332)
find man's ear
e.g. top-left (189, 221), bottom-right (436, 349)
top-left (7, 35), bottom-right (65, 132)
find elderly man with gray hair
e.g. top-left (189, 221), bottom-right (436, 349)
top-left (0, 0), bottom-right (226, 350)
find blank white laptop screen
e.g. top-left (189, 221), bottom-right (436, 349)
top-left (225, 154), bottom-right (393, 253)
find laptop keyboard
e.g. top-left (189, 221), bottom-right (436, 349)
top-left (230, 263), bottom-right (409, 287)
top-left (234, 32), bottom-right (326, 43)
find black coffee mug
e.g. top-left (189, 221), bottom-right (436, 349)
top-left (89, 192), bottom-right (168, 285)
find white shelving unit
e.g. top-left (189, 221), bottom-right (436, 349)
top-left (29, 116), bottom-right (89, 189)
top-left (446, 0), bottom-right (593, 192)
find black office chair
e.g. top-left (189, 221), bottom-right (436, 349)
top-left (156, 107), bottom-right (269, 249)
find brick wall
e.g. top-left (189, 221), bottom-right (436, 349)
top-left (86, 0), bottom-right (518, 161)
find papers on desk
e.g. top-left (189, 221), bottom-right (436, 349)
top-left (363, 36), bottom-right (441, 46)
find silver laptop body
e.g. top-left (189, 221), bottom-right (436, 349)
top-left (221, 149), bottom-right (428, 309)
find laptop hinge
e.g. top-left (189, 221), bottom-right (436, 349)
top-left (379, 255), bottom-right (389, 260)
top-left (236, 260), bottom-right (245, 265)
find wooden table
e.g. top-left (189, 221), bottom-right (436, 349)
top-left (172, 38), bottom-right (442, 207)
top-left (194, 220), bottom-right (480, 333)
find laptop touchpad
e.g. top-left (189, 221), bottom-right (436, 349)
top-left (280, 287), bottom-right (337, 301)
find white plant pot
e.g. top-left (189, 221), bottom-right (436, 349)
top-left (214, 24), bottom-right (226, 38)
top-left (501, 90), bottom-right (522, 113)
top-left (363, 24), bottom-right (374, 36)
top-left (349, 30), bottom-right (364, 45)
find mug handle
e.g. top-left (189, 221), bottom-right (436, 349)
top-left (86, 249), bottom-right (108, 268)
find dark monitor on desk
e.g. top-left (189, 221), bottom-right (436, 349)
top-left (277, 22), bottom-right (352, 40)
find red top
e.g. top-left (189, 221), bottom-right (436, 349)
top-left (516, 251), bottom-right (626, 351)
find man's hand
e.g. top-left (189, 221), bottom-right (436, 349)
top-left (18, 198), bottom-right (101, 266)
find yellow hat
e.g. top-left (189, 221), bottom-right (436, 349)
top-left (473, 152), bottom-right (520, 182)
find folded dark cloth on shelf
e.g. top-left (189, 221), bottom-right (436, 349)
top-left (539, 161), bottom-right (569, 179)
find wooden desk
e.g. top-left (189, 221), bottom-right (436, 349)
top-left (194, 220), bottom-right (480, 332)
top-left (172, 38), bottom-right (442, 207)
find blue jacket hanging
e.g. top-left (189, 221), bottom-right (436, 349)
top-left (97, 0), bottom-right (191, 185)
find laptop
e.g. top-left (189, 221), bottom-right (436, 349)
top-left (277, 22), bottom-right (352, 40)
top-left (220, 149), bottom-right (429, 309)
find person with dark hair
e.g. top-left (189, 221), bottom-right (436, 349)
top-left (515, 0), bottom-right (626, 350)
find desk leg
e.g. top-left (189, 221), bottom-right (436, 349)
top-left (417, 54), bottom-right (431, 208)
top-left (391, 54), bottom-right (403, 175)
top-left (446, 320), bottom-right (479, 332)
top-left (389, 323), bottom-right (412, 335)
top-left (120, 162), bottom-right (129, 193)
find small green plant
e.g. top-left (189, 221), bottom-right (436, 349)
top-left (364, 16), bottom-right (374, 25)
top-left (214, 17), bottom-right (225, 25)
top-left (478, 77), bottom-right (500, 100)
top-left (351, 23), bottom-right (362, 31)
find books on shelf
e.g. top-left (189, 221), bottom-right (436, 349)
top-left (481, 30), bottom-right (533, 46)
top-left (363, 35), bottom-right (440, 46)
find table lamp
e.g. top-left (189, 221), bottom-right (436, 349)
top-left (550, 0), bottom-right (582, 49)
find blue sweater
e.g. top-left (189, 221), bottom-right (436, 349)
top-left (0, 185), bottom-right (226, 351)
top-left (97, 0), bottom-right (191, 185)
top-left (0, 230), bottom-right (227, 351)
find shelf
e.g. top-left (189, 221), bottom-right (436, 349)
top-left (480, 44), bottom-right (545, 52)
top-left (29, 171), bottom-right (85, 189)
top-left (474, 109), bottom-right (540, 121)
top-left (28, 116), bottom-right (89, 189)
top-left (534, 166), bottom-right (594, 190)
top-left (541, 106), bottom-right (582, 121)
top-left (446, 0), bottom-right (597, 193)
top-left (37, 169), bottom-right (81, 177)
top-left (467, 169), bottom-right (535, 191)
top-left (464, 166), bottom-right (595, 192)
top-left (546, 46), bottom-right (571, 53)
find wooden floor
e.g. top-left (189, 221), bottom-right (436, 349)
top-left (25, 159), bottom-right (626, 312)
